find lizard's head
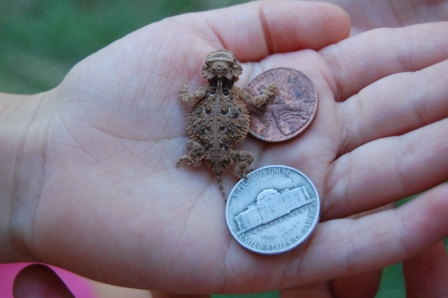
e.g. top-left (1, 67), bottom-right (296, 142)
top-left (202, 49), bottom-right (242, 82)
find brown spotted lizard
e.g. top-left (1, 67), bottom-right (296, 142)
top-left (176, 49), bottom-right (276, 199)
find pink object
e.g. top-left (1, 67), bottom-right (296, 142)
top-left (0, 263), bottom-right (96, 297)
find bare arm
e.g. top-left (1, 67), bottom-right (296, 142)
top-left (0, 91), bottom-right (52, 263)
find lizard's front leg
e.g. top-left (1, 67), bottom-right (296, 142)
top-left (179, 85), bottom-right (209, 104)
top-left (230, 150), bottom-right (254, 179)
top-left (176, 139), bottom-right (206, 167)
top-left (235, 83), bottom-right (277, 108)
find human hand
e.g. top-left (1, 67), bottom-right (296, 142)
top-left (2, 0), bottom-right (448, 295)
top-left (402, 240), bottom-right (448, 297)
top-left (302, 0), bottom-right (448, 35)
top-left (10, 236), bottom-right (448, 298)
top-left (280, 237), bottom-right (448, 298)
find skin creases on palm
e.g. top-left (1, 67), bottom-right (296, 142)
top-left (11, 1), bottom-right (448, 294)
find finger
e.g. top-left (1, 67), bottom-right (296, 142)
top-left (331, 270), bottom-right (382, 298)
top-left (324, 118), bottom-right (448, 219)
top-left (403, 241), bottom-right (448, 298)
top-left (319, 22), bottom-right (448, 101)
top-left (303, 0), bottom-right (448, 35)
top-left (337, 58), bottom-right (448, 154)
top-left (279, 271), bottom-right (382, 298)
top-left (13, 264), bottom-right (75, 298)
top-left (280, 184), bottom-right (448, 289)
top-left (280, 270), bottom-right (382, 298)
top-left (174, 1), bottom-right (350, 61)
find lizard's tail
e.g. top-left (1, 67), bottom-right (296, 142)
top-left (216, 175), bottom-right (226, 200)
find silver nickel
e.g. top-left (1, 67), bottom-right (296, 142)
top-left (226, 165), bottom-right (320, 254)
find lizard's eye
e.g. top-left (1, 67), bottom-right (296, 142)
top-left (204, 106), bottom-right (212, 115)
top-left (220, 106), bottom-right (230, 115)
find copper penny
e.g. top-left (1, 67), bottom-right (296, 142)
top-left (244, 68), bottom-right (318, 142)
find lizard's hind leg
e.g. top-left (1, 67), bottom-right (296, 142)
top-left (230, 150), bottom-right (254, 179)
top-left (176, 139), bottom-right (206, 167)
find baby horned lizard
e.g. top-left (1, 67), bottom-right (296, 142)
top-left (176, 49), bottom-right (276, 199)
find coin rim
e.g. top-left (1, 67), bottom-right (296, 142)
top-left (245, 68), bottom-right (319, 142)
top-left (225, 165), bottom-right (320, 255)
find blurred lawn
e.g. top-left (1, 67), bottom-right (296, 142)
top-left (0, 0), bottom-right (245, 93)
top-left (0, 1), bottom-right (442, 297)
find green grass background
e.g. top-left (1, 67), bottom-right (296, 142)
top-left (1, 1), bottom-right (444, 297)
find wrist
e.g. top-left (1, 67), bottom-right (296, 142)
top-left (0, 90), bottom-right (56, 263)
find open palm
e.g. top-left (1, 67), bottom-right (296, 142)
top-left (14, 1), bottom-right (448, 294)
